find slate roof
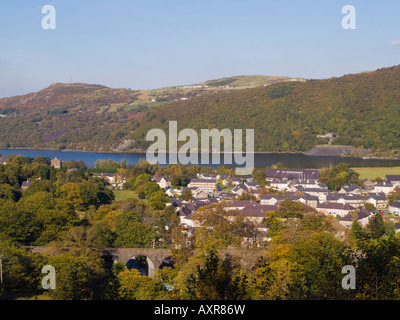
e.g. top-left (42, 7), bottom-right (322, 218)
top-left (317, 202), bottom-right (355, 210)
top-left (265, 168), bottom-right (320, 180)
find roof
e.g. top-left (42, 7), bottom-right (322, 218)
top-left (265, 168), bottom-right (320, 180)
top-left (317, 202), bottom-right (355, 210)
top-left (386, 175), bottom-right (400, 183)
top-left (357, 208), bottom-right (371, 220)
top-left (21, 180), bottom-right (31, 187)
top-left (390, 202), bottom-right (400, 209)
top-left (374, 182), bottom-right (393, 187)
top-left (326, 193), bottom-right (387, 201)
top-left (232, 184), bottom-right (249, 192)
top-left (339, 207), bottom-right (371, 222)
top-left (239, 204), bottom-right (278, 217)
top-left (189, 178), bottom-right (217, 184)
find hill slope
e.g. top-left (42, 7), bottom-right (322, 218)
top-left (0, 76), bottom-right (297, 152)
top-left (130, 65), bottom-right (400, 157)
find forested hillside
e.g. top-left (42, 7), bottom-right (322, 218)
top-left (0, 76), bottom-right (296, 152)
top-left (1, 66), bottom-right (400, 156)
top-left (132, 65), bottom-right (400, 157)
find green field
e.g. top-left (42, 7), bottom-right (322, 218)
top-left (353, 167), bottom-right (400, 180)
top-left (113, 190), bottom-right (138, 201)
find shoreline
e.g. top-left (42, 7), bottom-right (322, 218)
top-left (1, 147), bottom-right (399, 161)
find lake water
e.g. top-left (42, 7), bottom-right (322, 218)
top-left (1, 149), bottom-right (400, 169)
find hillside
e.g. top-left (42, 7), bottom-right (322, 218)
top-left (2, 67), bottom-right (400, 157)
top-left (130, 65), bottom-right (400, 158)
top-left (0, 76), bottom-right (297, 152)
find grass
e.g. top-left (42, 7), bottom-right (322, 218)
top-left (0, 291), bottom-right (52, 300)
top-left (113, 190), bottom-right (139, 202)
top-left (352, 167), bottom-right (400, 180)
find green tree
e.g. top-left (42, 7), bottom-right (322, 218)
top-left (180, 188), bottom-right (193, 201)
top-left (149, 191), bottom-right (170, 210)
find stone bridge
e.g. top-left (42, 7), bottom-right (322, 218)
top-left (24, 246), bottom-right (266, 277)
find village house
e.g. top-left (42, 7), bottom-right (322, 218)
top-left (154, 175), bottom-right (172, 189)
top-left (216, 192), bottom-right (238, 200)
top-left (21, 180), bottom-right (31, 192)
top-left (244, 181), bottom-right (259, 192)
top-left (231, 183), bottom-right (249, 196)
top-left (325, 192), bottom-right (387, 209)
top-left (316, 202), bottom-right (356, 217)
top-left (99, 173), bottom-right (126, 189)
top-left (338, 185), bottom-right (361, 194)
top-left (363, 179), bottom-right (375, 190)
top-left (338, 207), bottom-right (372, 228)
top-left (389, 202), bottom-right (400, 216)
top-left (50, 157), bottom-right (62, 169)
top-left (260, 194), bottom-right (319, 208)
top-left (293, 186), bottom-right (330, 203)
top-left (269, 179), bottom-right (290, 191)
top-left (372, 181), bottom-right (394, 195)
top-left (386, 175), bottom-right (400, 187)
top-left (226, 176), bottom-right (242, 186)
top-left (188, 178), bottom-right (218, 193)
top-left (265, 168), bottom-right (320, 182)
top-left (197, 173), bottom-right (217, 180)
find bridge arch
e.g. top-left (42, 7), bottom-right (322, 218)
top-left (106, 248), bottom-right (171, 277)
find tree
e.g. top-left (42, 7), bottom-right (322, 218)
top-left (44, 247), bottom-right (108, 300)
top-left (366, 214), bottom-right (386, 239)
top-left (149, 191), bottom-right (170, 210)
top-left (114, 221), bottom-right (155, 248)
top-left (180, 189), bottom-right (193, 201)
top-left (355, 235), bottom-right (400, 299)
top-left (351, 219), bottom-right (365, 244)
top-left (178, 250), bottom-right (232, 300)
top-left (192, 203), bottom-right (247, 250)
top-left (117, 268), bottom-right (168, 300)
top-left (57, 182), bottom-right (83, 209)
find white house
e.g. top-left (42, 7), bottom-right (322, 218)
top-left (317, 202), bottom-right (356, 217)
top-left (372, 182), bottom-right (394, 195)
top-left (389, 202), bottom-right (400, 216)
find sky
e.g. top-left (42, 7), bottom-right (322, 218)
top-left (0, 0), bottom-right (400, 97)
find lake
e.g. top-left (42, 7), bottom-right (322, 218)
top-left (1, 149), bottom-right (400, 169)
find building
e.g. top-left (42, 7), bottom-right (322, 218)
top-left (231, 183), bottom-right (249, 196)
top-left (385, 175), bottom-right (400, 187)
top-left (317, 202), bottom-right (356, 217)
top-left (339, 207), bottom-right (372, 228)
top-left (372, 182), bottom-right (394, 195)
top-left (265, 168), bottom-right (320, 182)
top-left (50, 157), bottom-right (62, 169)
top-left (389, 202), bottom-right (400, 216)
top-left (260, 194), bottom-right (318, 208)
top-left (154, 176), bottom-right (172, 189)
top-left (21, 180), bottom-right (31, 191)
top-left (363, 179), bottom-right (375, 190)
top-left (188, 178), bottom-right (218, 193)
top-left (325, 192), bottom-right (387, 209)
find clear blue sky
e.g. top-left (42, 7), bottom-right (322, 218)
top-left (1, 0), bottom-right (400, 97)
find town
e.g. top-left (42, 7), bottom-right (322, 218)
top-left (8, 155), bottom-right (400, 245)
top-left (2, 154), bottom-right (400, 300)
top-left (154, 167), bottom-right (400, 240)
